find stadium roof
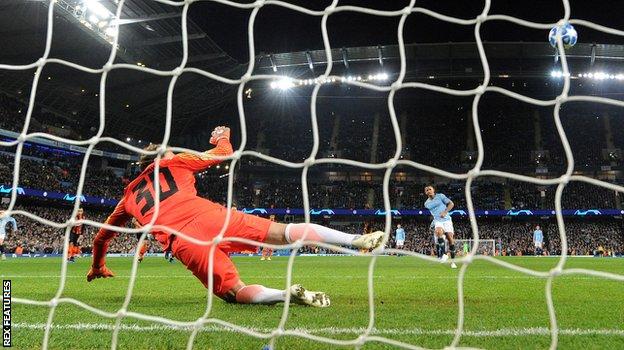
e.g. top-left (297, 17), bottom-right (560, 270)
top-left (0, 0), bottom-right (243, 138)
top-left (256, 42), bottom-right (624, 80)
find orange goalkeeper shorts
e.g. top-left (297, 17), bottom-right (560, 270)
top-left (171, 207), bottom-right (272, 296)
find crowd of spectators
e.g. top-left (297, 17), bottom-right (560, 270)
top-left (2, 93), bottom-right (624, 262)
top-left (0, 152), bottom-right (125, 199)
top-left (3, 91), bottom-right (624, 172)
top-left (358, 218), bottom-right (624, 257)
top-left (2, 143), bottom-right (623, 210)
top-left (3, 204), bottom-right (622, 257)
top-left (1, 205), bottom-right (161, 256)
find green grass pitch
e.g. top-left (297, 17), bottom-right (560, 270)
top-left (3, 256), bottom-right (623, 349)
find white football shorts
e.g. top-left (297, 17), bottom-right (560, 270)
top-left (434, 220), bottom-right (454, 233)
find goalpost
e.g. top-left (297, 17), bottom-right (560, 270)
top-left (1, 0), bottom-right (624, 349)
top-left (454, 239), bottom-right (497, 257)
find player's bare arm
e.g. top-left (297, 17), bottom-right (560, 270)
top-left (440, 200), bottom-right (454, 218)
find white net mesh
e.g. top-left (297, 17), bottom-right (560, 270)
top-left (2, 0), bottom-right (624, 349)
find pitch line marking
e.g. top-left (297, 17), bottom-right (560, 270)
top-left (11, 323), bottom-right (624, 337)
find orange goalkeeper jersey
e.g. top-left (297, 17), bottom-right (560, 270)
top-left (91, 139), bottom-right (233, 267)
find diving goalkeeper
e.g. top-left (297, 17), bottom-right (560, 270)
top-left (87, 126), bottom-right (383, 307)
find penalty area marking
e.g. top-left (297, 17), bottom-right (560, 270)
top-left (11, 323), bottom-right (624, 337)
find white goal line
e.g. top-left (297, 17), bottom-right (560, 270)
top-left (11, 323), bottom-right (624, 338)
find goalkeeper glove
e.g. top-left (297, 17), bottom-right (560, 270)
top-left (209, 126), bottom-right (230, 145)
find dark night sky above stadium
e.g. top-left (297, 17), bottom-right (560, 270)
top-left (190, 0), bottom-right (624, 61)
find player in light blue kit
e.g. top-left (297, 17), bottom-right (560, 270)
top-left (533, 225), bottom-right (544, 256)
top-left (424, 185), bottom-right (457, 268)
top-left (395, 224), bottom-right (406, 250)
top-left (0, 211), bottom-right (18, 261)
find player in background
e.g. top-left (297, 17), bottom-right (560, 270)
top-left (68, 208), bottom-right (84, 262)
top-left (428, 220), bottom-right (439, 256)
top-left (395, 224), bottom-right (405, 251)
top-left (261, 214), bottom-right (276, 261)
top-left (533, 225), bottom-right (544, 256)
top-left (424, 185), bottom-right (457, 269)
top-left (132, 218), bottom-right (173, 263)
top-left (0, 211), bottom-right (17, 261)
top-left (87, 126), bottom-right (384, 308)
top-left (132, 218), bottom-right (150, 262)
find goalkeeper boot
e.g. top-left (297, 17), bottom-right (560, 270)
top-left (289, 284), bottom-right (330, 308)
top-left (1, 254), bottom-right (5, 260)
top-left (450, 262), bottom-right (458, 269)
top-left (352, 231), bottom-right (385, 250)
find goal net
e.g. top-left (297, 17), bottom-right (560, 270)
top-left (2, 0), bottom-right (624, 349)
top-left (454, 239), bottom-right (496, 257)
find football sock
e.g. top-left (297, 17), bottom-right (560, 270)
top-left (285, 223), bottom-right (359, 246)
top-left (449, 244), bottom-right (456, 259)
top-left (437, 237), bottom-right (445, 258)
top-left (235, 285), bottom-right (286, 304)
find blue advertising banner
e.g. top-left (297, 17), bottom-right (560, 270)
top-left (2, 184), bottom-right (623, 216)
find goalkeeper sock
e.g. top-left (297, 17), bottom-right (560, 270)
top-left (140, 242), bottom-right (148, 255)
top-left (437, 238), bottom-right (445, 258)
top-left (285, 223), bottom-right (358, 246)
top-left (235, 285), bottom-right (286, 305)
top-left (449, 244), bottom-right (456, 259)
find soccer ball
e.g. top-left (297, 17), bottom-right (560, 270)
top-left (548, 23), bottom-right (578, 49)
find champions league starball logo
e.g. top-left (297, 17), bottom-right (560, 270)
top-left (63, 194), bottom-right (86, 202)
top-left (448, 210), bottom-right (467, 216)
top-left (242, 208), bottom-right (268, 214)
top-left (374, 209), bottom-right (401, 216)
top-left (506, 209), bottom-right (534, 216)
top-left (310, 209), bottom-right (335, 215)
top-left (0, 185), bottom-right (25, 195)
top-left (574, 209), bottom-right (602, 216)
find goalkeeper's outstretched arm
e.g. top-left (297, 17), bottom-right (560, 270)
top-left (169, 126), bottom-right (233, 172)
top-left (135, 126), bottom-right (232, 172)
top-left (87, 198), bottom-right (131, 281)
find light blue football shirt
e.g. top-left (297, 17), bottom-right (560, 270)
top-left (395, 228), bottom-right (405, 241)
top-left (533, 229), bottom-right (543, 243)
top-left (424, 193), bottom-right (452, 222)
